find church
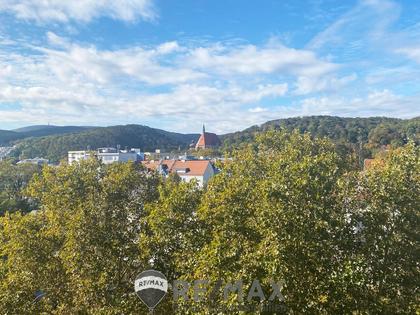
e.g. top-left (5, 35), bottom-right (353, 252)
top-left (195, 125), bottom-right (221, 150)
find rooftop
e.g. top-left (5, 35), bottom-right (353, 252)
top-left (142, 159), bottom-right (212, 176)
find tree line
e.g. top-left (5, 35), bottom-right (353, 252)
top-left (4, 116), bottom-right (419, 164)
top-left (0, 130), bottom-right (418, 314)
top-left (221, 115), bottom-right (419, 157)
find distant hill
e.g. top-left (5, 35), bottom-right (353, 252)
top-left (13, 125), bottom-right (61, 132)
top-left (0, 125), bottom-right (94, 146)
top-left (0, 130), bottom-right (25, 145)
top-left (10, 125), bottom-right (199, 162)
top-left (13, 125), bottom-right (94, 138)
top-left (221, 116), bottom-right (419, 158)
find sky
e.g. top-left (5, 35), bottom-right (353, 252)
top-left (0, 0), bottom-right (419, 133)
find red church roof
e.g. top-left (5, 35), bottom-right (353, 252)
top-left (195, 125), bottom-right (221, 149)
top-left (196, 132), bottom-right (221, 148)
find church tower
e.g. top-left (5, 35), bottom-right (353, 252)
top-left (195, 124), bottom-right (221, 150)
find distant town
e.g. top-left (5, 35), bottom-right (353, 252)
top-left (1, 125), bottom-right (224, 187)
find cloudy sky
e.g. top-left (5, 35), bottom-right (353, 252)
top-left (0, 0), bottom-right (419, 133)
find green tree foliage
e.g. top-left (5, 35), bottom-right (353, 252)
top-left (339, 142), bottom-right (419, 313)
top-left (222, 116), bottom-right (419, 162)
top-left (0, 132), bottom-right (418, 314)
top-left (141, 175), bottom-right (204, 279)
top-left (184, 131), bottom-right (350, 313)
top-left (0, 130), bottom-right (25, 145)
top-left (368, 123), bottom-right (403, 146)
top-left (0, 126), bottom-right (92, 146)
top-left (0, 161), bottom-right (40, 215)
top-left (138, 175), bottom-right (205, 312)
top-left (12, 125), bottom-right (93, 137)
top-left (0, 159), bottom-right (160, 314)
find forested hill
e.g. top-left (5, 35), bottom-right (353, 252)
top-left (5, 116), bottom-right (419, 163)
top-left (0, 130), bottom-right (25, 145)
top-left (221, 116), bottom-right (420, 149)
top-left (0, 125), bottom-right (93, 145)
top-left (10, 125), bottom-right (199, 162)
top-left (13, 125), bottom-right (94, 137)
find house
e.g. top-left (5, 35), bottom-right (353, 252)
top-left (0, 146), bottom-right (14, 160)
top-left (363, 158), bottom-right (384, 171)
top-left (68, 147), bottom-right (143, 165)
top-left (97, 147), bottom-right (141, 165)
top-left (195, 125), bottom-right (221, 150)
top-left (141, 159), bottom-right (215, 187)
top-left (363, 158), bottom-right (375, 170)
top-left (68, 151), bottom-right (91, 164)
top-left (17, 157), bottom-right (49, 166)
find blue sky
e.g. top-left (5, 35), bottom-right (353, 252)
top-left (0, 0), bottom-right (419, 133)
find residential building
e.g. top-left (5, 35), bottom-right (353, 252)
top-left (178, 153), bottom-right (197, 160)
top-left (68, 147), bottom-right (143, 165)
top-left (98, 147), bottom-right (140, 165)
top-left (0, 146), bottom-right (14, 160)
top-left (363, 158), bottom-right (384, 171)
top-left (142, 159), bottom-right (215, 187)
top-left (17, 157), bottom-right (49, 165)
top-left (68, 151), bottom-right (91, 164)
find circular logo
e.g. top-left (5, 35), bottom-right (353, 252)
top-left (134, 270), bottom-right (168, 310)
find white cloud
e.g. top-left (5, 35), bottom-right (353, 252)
top-left (307, 0), bottom-right (400, 51)
top-left (0, 35), bottom-right (301, 132)
top-left (365, 66), bottom-right (420, 85)
top-left (294, 73), bottom-right (357, 95)
top-left (156, 41), bottom-right (182, 55)
top-left (0, 37), bottom-right (292, 132)
top-left (306, 0), bottom-right (420, 74)
top-left (46, 31), bottom-right (70, 48)
top-left (121, 84), bottom-right (288, 119)
top-left (186, 43), bottom-right (338, 77)
top-left (1, 28), bottom-right (418, 133)
top-left (241, 83), bottom-right (288, 101)
top-left (0, 83), bottom-right (289, 133)
top-left (396, 46), bottom-right (420, 64)
top-left (0, 0), bottom-right (156, 23)
top-left (300, 90), bottom-right (419, 118)
top-left (1, 84), bottom-right (418, 133)
top-left (249, 107), bottom-right (268, 113)
top-left (0, 64), bottom-right (12, 78)
top-left (37, 43), bottom-right (205, 85)
top-left (4, 36), bottom-right (329, 88)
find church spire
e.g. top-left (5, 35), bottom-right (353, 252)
top-left (202, 124), bottom-right (205, 134)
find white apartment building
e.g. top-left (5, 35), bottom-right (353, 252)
top-left (68, 147), bottom-right (143, 165)
top-left (68, 151), bottom-right (91, 164)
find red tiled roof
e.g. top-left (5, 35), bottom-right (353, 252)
top-left (363, 158), bottom-right (384, 171)
top-left (363, 159), bottom-right (374, 170)
top-left (141, 160), bottom-right (211, 176)
top-left (195, 132), bottom-right (221, 148)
